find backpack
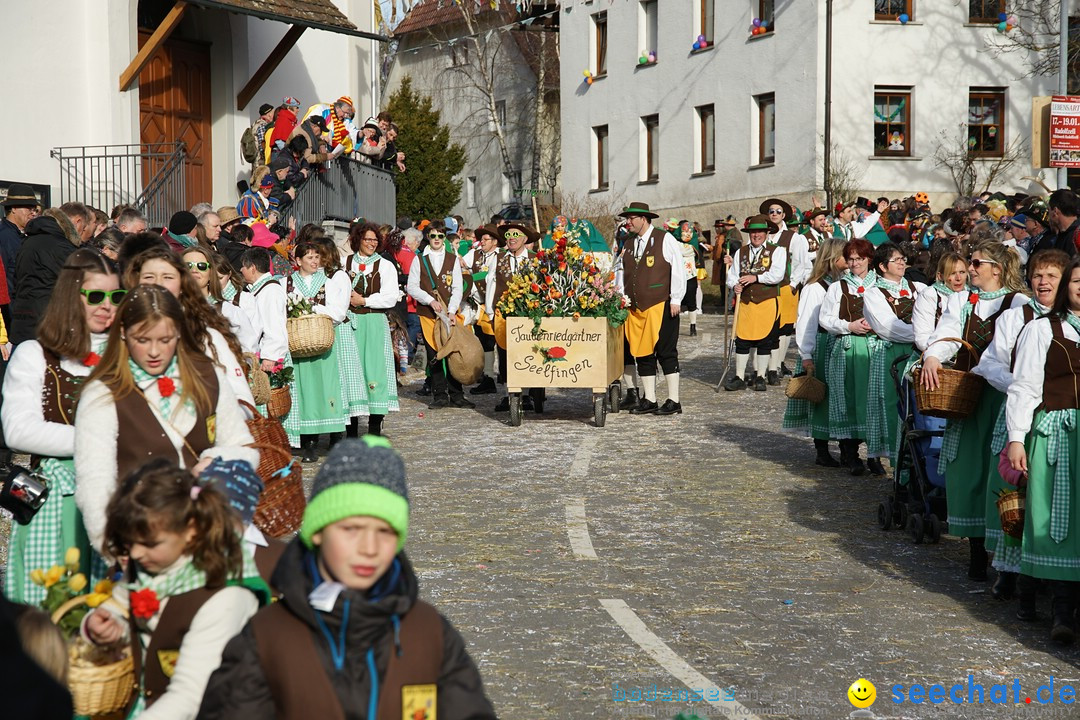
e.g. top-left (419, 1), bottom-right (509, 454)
top-left (240, 126), bottom-right (259, 164)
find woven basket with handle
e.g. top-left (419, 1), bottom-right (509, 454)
top-left (52, 596), bottom-right (135, 716)
top-left (785, 370), bottom-right (826, 404)
top-left (267, 386), bottom-right (291, 419)
top-left (914, 337), bottom-right (985, 419)
top-left (244, 353), bottom-right (271, 406)
top-left (287, 314), bottom-right (334, 358)
top-left (240, 401), bottom-right (305, 537)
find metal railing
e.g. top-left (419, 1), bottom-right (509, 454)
top-left (50, 143), bottom-right (186, 227)
top-left (282, 158), bottom-right (396, 229)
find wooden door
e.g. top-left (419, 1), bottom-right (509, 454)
top-left (138, 32), bottom-right (212, 208)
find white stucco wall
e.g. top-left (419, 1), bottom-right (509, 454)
top-left (559, 0), bottom-right (1056, 220)
top-left (0, 0), bottom-right (377, 209)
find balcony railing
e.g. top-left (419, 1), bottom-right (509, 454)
top-left (282, 158), bottom-right (396, 229)
top-left (50, 143), bottom-right (186, 228)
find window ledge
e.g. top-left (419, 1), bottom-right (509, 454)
top-left (748, 162), bottom-right (775, 170)
top-left (589, 186), bottom-right (609, 194)
top-left (637, 179), bottom-right (660, 186)
top-left (591, 72), bottom-right (607, 81)
top-left (634, 60), bottom-right (658, 70)
top-left (690, 170), bottom-right (716, 178)
top-left (747, 32), bottom-right (774, 42)
top-left (868, 155), bottom-right (923, 161)
top-left (963, 22), bottom-right (999, 27)
top-left (690, 44), bottom-right (715, 55)
top-left (869, 19), bottom-right (924, 25)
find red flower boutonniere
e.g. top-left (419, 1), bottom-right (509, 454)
top-left (857, 286), bottom-right (865, 294)
top-left (899, 289), bottom-right (910, 297)
top-left (157, 377), bottom-right (176, 397)
top-left (130, 588), bottom-right (160, 619)
top-left (969, 293), bottom-right (979, 305)
top-left (82, 352), bottom-right (101, 367)
top-left (358, 264), bottom-right (366, 272)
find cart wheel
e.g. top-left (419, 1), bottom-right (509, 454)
top-left (534, 395), bottom-right (545, 414)
top-left (594, 394), bottom-right (607, 427)
top-left (908, 514), bottom-right (925, 544)
top-left (899, 503), bottom-right (910, 529)
top-left (878, 498), bottom-right (894, 531)
top-left (928, 514), bottom-right (942, 544)
top-left (508, 394), bottom-right (523, 427)
top-left (608, 383), bottom-right (621, 414)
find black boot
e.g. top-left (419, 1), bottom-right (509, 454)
top-left (689, 324), bottom-right (697, 337)
top-left (301, 435), bottom-right (318, 464)
top-left (841, 440), bottom-right (865, 476)
top-left (470, 376), bottom-right (497, 395)
top-left (346, 417), bottom-right (360, 438)
top-left (992, 571), bottom-right (1018, 600)
top-left (619, 387), bottom-right (640, 410)
top-left (1050, 581), bottom-right (1077, 645)
top-left (367, 414), bottom-right (384, 436)
top-left (766, 370), bottom-right (780, 386)
top-left (417, 378), bottom-right (432, 396)
top-left (814, 439), bottom-right (840, 467)
top-left (780, 362), bottom-right (793, 377)
top-left (866, 457), bottom-right (887, 476)
top-left (328, 433), bottom-right (344, 450)
top-left (968, 537), bottom-right (988, 581)
top-left (494, 396), bottom-right (510, 412)
top-left (1016, 574), bottom-right (1040, 621)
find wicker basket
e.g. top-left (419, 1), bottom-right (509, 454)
top-left (287, 314), bottom-right (335, 358)
top-left (52, 596), bottom-right (135, 716)
top-left (785, 371), bottom-right (826, 404)
top-left (245, 353), bottom-right (271, 406)
top-left (997, 489), bottom-right (1026, 540)
top-left (250, 442), bottom-right (305, 538)
top-left (914, 337), bottom-right (985, 419)
top-left (267, 386), bottom-right (291, 419)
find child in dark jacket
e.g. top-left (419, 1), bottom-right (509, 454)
top-left (197, 436), bottom-right (497, 720)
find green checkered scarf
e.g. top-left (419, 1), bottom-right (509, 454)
top-left (291, 269), bottom-right (327, 297)
top-left (959, 287), bottom-right (1011, 328)
top-left (827, 271), bottom-right (878, 429)
top-left (248, 274), bottom-right (275, 295)
top-left (222, 282), bottom-right (238, 302)
top-left (128, 356), bottom-right (187, 421)
top-left (932, 281), bottom-right (958, 296)
top-left (350, 254), bottom-right (379, 293)
top-left (876, 276), bottom-right (911, 295)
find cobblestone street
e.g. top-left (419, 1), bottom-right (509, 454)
top-left (389, 313), bottom-right (1079, 720)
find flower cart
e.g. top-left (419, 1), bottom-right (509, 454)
top-left (505, 316), bottom-right (623, 426)
top-left (497, 234), bottom-right (628, 427)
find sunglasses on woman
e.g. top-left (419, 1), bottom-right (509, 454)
top-left (968, 258), bottom-right (999, 269)
top-left (80, 289), bottom-right (127, 306)
top-left (186, 261), bottom-right (210, 271)
top-left (428, 232), bottom-right (446, 240)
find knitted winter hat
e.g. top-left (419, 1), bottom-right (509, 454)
top-left (168, 210), bottom-right (198, 236)
top-left (199, 458), bottom-right (264, 526)
top-left (300, 436), bottom-right (409, 550)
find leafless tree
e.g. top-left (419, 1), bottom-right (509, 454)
top-left (983, 0), bottom-right (1079, 81)
top-left (933, 123), bottom-right (1027, 196)
top-left (820, 138), bottom-right (864, 208)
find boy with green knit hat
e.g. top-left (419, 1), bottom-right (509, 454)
top-left (198, 437), bottom-right (497, 720)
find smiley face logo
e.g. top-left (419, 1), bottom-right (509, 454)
top-left (847, 678), bottom-right (876, 708)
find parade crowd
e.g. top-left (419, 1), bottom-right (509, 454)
top-left (3, 90), bottom-right (1080, 716)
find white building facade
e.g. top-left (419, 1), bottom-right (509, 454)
top-left (559, 0), bottom-right (1057, 221)
top-left (0, 0), bottom-right (380, 214)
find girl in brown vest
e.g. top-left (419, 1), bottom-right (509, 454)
top-left (74, 285), bottom-right (258, 553)
top-left (85, 461), bottom-right (264, 718)
top-left (2, 249), bottom-right (120, 603)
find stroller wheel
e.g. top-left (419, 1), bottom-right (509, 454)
top-left (928, 514), bottom-right (943, 544)
top-left (908, 514), bottom-right (925, 544)
top-left (878, 499), bottom-right (894, 530)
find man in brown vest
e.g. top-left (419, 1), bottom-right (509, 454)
top-left (617, 202), bottom-right (687, 415)
top-left (197, 437), bottom-right (497, 720)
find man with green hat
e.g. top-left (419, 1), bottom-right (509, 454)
top-left (616, 202), bottom-right (686, 415)
top-left (199, 436), bottom-right (498, 719)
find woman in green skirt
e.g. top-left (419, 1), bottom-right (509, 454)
top-left (284, 239), bottom-right (348, 462)
top-left (783, 238), bottom-right (846, 467)
top-left (862, 242), bottom-right (924, 471)
top-left (819, 238), bottom-right (877, 476)
top-left (1006, 257), bottom-right (1080, 643)
top-left (922, 240), bottom-right (1028, 580)
top-left (1, 249), bottom-right (118, 602)
top-left (345, 222), bottom-right (401, 436)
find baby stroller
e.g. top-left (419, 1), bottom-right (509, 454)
top-left (877, 356), bottom-right (948, 543)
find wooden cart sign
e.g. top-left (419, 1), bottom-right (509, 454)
top-left (506, 317), bottom-right (623, 390)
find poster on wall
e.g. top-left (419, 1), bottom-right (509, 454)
top-left (1050, 95), bottom-right (1080, 168)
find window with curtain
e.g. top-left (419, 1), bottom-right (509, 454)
top-left (875, 0), bottom-right (912, 20)
top-left (643, 115), bottom-right (660, 181)
top-left (874, 88), bottom-right (912, 156)
top-left (594, 125), bottom-right (609, 190)
top-left (698, 105), bottom-right (715, 172)
top-left (968, 89), bottom-right (1005, 157)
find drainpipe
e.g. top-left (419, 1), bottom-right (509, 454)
top-left (1059, 0), bottom-right (1069, 190)
top-left (824, 0), bottom-right (833, 209)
